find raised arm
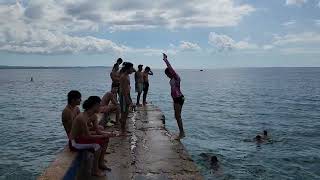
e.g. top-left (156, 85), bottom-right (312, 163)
top-left (162, 53), bottom-right (179, 79)
top-left (148, 71), bottom-right (153, 75)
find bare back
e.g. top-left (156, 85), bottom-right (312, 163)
top-left (69, 113), bottom-right (90, 140)
top-left (62, 105), bottom-right (80, 134)
top-left (120, 74), bottom-right (130, 95)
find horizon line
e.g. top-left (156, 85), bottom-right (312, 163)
top-left (0, 65), bottom-right (320, 70)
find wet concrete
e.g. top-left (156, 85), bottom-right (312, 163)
top-left (90, 105), bottom-right (203, 180)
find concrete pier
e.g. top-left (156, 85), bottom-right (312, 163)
top-left (39, 105), bottom-right (203, 180)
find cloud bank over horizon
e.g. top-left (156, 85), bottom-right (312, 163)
top-left (0, 0), bottom-right (320, 67)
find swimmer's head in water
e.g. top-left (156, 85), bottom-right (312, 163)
top-left (67, 90), bottom-right (81, 105)
top-left (83, 96), bottom-right (101, 113)
top-left (138, 65), bottom-right (143, 71)
top-left (256, 135), bottom-right (262, 141)
top-left (164, 68), bottom-right (173, 79)
top-left (263, 130), bottom-right (268, 136)
top-left (211, 156), bottom-right (219, 164)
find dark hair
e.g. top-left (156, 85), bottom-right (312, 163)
top-left (82, 96), bottom-right (101, 111)
top-left (165, 68), bottom-right (171, 75)
top-left (112, 63), bottom-right (119, 71)
top-left (263, 130), bottom-right (268, 136)
top-left (211, 156), bottom-right (218, 163)
top-left (120, 62), bottom-right (134, 73)
top-left (145, 66), bottom-right (151, 71)
top-left (138, 64), bottom-right (143, 69)
top-left (256, 135), bottom-right (261, 140)
top-left (117, 58), bottom-right (123, 64)
top-left (67, 90), bottom-right (81, 104)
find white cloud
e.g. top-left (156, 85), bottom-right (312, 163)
top-left (178, 41), bottom-right (201, 51)
top-left (282, 20), bottom-right (296, 26)
top-left (0, 28), bottom-right (126, 54)
top-left (285, 0), bottom-right (307, 6)
top-left (208, 32), bottom-right (258, 51)
top-left (0, 0), bottom-right (254, 54)
top-left (0, 2), bottom-right (125, 54)
top-left (268, 32), bottom-right (320, 54)
top-left (272, 32), bottom-right (320, 45)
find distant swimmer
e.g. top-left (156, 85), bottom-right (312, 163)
top-left (210, 156), bottom-right (220, 170)
top-left (255, 130), bottom-right (271, 143)
top-left (162, 53), bottom-right (185, 139)
top-left (255, 135), bottom-right (263, 143)
top-left (199, 153), bottom-right (222, 175)
top-left (30, 77), bottom-right (34, 82)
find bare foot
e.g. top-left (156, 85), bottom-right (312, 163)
top-left (92, 169), bottom-right (106, 177)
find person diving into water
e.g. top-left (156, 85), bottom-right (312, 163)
top-left (162, 53), bottom-right (185, 139)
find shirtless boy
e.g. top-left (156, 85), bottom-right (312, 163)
top-left (135, 65), bottom-right (144, 106)
top-left (100, 85), bottom-right (120, 125)
top-left (69, 96), bottom-right (117, 176)
top-left (119, 62), bottom-right (135, 133)
top-left (143, 66), bottom-right (153, 106)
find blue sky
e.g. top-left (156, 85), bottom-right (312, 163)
top-left (0, 0), bottom-right (320, 68)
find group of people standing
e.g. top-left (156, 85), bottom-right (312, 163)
top-left (60, 53), bottom-right (185, 176)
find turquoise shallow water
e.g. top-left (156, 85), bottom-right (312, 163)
top-left (0, 67), bottom-right (320, 180)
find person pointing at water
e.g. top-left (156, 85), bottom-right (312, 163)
top-left (162, 53), bottom-right (185, 139)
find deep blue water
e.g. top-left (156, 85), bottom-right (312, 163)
top-left (0, 67), bottom-right (319, 180)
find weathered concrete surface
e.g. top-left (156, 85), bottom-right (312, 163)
top-left (90, 105), bottom-right (203, 180)
top-left (38, 146), bottom-right (77, 180)
top-left (39, 105), bottom-right (202, 180)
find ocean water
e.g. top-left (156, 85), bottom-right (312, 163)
top-left (0, 67), bottom-right (319, 180)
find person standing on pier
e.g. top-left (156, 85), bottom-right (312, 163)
top-left (110, 63), bottom-right (120, 94)
top-left (162, 53), bottom-right (185, 139)
top-left (142, 66), bottom-right (153, 106)
top-left (119, 62), bottom-right (135, 134)
top-left (135, 65), bottom-right (144, 106)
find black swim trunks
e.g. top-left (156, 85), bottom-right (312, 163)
top-left (173, 95), bottom-right (185, 106)
top-left (143, 82), bottom-right (149, 92)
